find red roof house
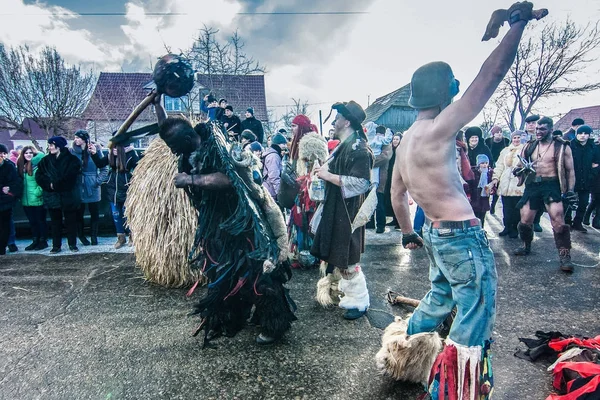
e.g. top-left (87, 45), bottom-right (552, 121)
top-left (555, 105), bottom-right (600, 133)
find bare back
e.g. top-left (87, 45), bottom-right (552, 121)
top-left (395, 120), bottom-right (475, 221)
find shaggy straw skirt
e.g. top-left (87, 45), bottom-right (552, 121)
top-left (125, 138), bottom-right (203, 287)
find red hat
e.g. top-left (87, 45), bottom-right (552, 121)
top-left (292, 114), bottom-right (312, 131)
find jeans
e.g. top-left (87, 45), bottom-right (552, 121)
top-left (413, 205), bottom-right (425, 233)
top-left (23, 206), bottom-right (48, 240)
top-left (407, 221), bottom-right (497, 347)
top-left (110, 202), bottom-right (127, 234)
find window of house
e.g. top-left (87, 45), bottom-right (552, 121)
top-left (164, 95), bottom-right (188, 112)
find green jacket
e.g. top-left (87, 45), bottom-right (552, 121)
top-left (21, 152), bottom-right (45, 207)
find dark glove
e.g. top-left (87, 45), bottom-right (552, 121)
top-left (402, 232), bottom-right (424, 249)
top-left (508, 1), bottom-right (534, 25)
top-left (562, 191), bottom-right (578, 209)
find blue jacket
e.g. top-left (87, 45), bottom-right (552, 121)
top-left (70, 144), bottom-right (108, 203)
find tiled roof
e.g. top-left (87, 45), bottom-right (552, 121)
top-left (196, 74), bottom-right (267, 121)
top-left (365, 84), bottom-right (411, 123)
top-left (555, 105), bottom-right (600, 132)
top-left (82, 73), bottom-right (155, 122)
top-left (0, 118), bottom-right (86, 148)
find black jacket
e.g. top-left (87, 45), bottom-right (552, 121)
top-left (91, 150), bottom-right (139, 203)
top-left (485, 137), bottom-right (510, 163)
top-left (467, 143), bottom-right (494, 168)
top-left (35, 148), bottom-right (82, 210)
top-left (0, 160), bottom-right (22, 211)
top-left (221, 114), bottom-right (242, 137)
top-left (571, 140), bottom-right (599, 191)
top-left (241, 117), bottom-right (265, 144)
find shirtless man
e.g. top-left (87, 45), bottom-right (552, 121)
top-left (376, 2), bottom-right (544, 398)
top-left (514, 117), bottom-right (576, 272)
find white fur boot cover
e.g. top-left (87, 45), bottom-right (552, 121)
top-left (375, 315), bottom-right (443, 383)
top-left (315, 262), bottom-right (342, 307)
top-left (338, 266), bottom-right (369, 312)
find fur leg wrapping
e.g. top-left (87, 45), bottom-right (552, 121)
top-left (518, 222), bottom-right (534, 244)
top-left (315, 262), bottom-right (342, 307)
top-left (375, 315), bottom-right (443, 383)
top-left (338, 266), bottom-right (370, 312)
top-left (553, 224), bottom-right (571, 250)
top-left (427, 339), bottom-right (494, 400)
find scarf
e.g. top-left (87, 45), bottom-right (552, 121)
top-left (478, 167), bottom-right (490, 197)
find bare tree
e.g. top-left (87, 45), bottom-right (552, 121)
top-left (263, 108), bottom-right (281, 138)
top-left (492, 19), bottom-right (600, 131)
top-left (0, 44), bottom-right (95, 147)
top-left (188, 25), bottom-right (266, 76)
top-left (281, 98), bottom-right (310, 131)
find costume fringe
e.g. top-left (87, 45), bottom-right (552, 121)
top-left (427, 339), bottom-right (493, 400)
top-left (315, 262), bottom-right (341, 307)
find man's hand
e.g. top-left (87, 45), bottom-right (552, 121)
top-left (482, 2), bottom-right (548, 41)
top-left (152, 92), bottom-right (162, 105)
top-left (314, 164), bottom-right (333, 182)
top-left (563, 191), bottom-right (578, 208)
top-left (402, 231), bottom-right (424, 250)
top-left (2, 186), bottom-right (9, 195)
top-left (174, 173), bottom-right (192, 188)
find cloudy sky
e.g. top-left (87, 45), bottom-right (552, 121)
top-left (2, 0), bottom-right (600, 129)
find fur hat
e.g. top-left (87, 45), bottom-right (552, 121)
top-left (296, 132), bottom-right (328, 176)
top-left (48, 136), bottom-right (68, 149)
top-left (465, 126), bottom-right (483, 141)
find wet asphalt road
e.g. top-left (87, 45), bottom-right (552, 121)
top-left (1, 212), bottom-right (599, 400)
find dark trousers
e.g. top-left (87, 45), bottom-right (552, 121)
top-left (572, 191), bottom-right (590, 225)
top-left (502, 196), bottom-right (521, 233)
top-left (23, 206), bottom-right (48, 240)
top-left (585, 194), bottom-right (598, 224)
top-left (490, 194), bottom-right (499, 213)
top-left (375, 192), bottom-right (386, 229)
top-left (474, 211), bottom-right (487, 228)
top-left (48, 208), bottom-right (77, 248)
top-left (76, 202), bottom-right (100, 232)
top-left (0, 208), bottom-right (12, 254)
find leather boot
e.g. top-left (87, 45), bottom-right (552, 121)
top-left (114, 233), bottom-right (127, 249)
top-left (498, 219), bottom-right (510, 236)
top-left (78, 224), bottom-right (90, 246)
top-left (553, 225), bottom-right (573, 272)
top-left (35, 237), bottom-right (49, 250)
top-left (514, 222), bottom-right (533, 255)
top-left (25, 238), bottom-right (39, 251)
top-left (583, 207), bottom-right (592, 225)
top-left (90, 222), bottom-right (99, 246)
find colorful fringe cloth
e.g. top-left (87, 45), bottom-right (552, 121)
top-left (424, 339), bottom-right (493, 400)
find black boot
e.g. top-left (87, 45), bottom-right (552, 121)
top-left (572, 221), bottom-right (588, 233)
top-left (514, 222), bottom-right (533, 255)
top-left (583, 208), bottom-right (592, 225)
top-left (90, 222), bottom-right (99, 246)
top-left (25, 238), bottom-right (39, 251)
top-left (35, 237), bottom-right (49, 250)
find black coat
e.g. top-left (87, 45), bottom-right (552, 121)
top-left (91, 150), bottom-right (139, 203)
top-left (468, 143), bottom-right (494, 168)
top-left (485, 137), bottom-right (510, 163)
top-left (221, 114), bottom-right (242, 137)
top-left (35, 148), bottom-right (82, 210)
top-left (241, 117), bottom-right (265, 144)
top-left (0, 160), bottom-right (22, 211)
top-left (571, 140), bottom-right (599, 191)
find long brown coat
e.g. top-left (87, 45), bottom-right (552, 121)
top-left (311, 135), bottom-right (373, 267)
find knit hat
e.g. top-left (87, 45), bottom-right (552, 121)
top-left (0, 144), bottom-right (8, 154)
top-left (490, 125), bottom-right (502, 134)
top-left (207, 94), bottom-right (217, 103)
top-left (249, 142), bottom-right (263, 153)
top-left (278, 128), bottom-right (287, 134)
top-left (510, 130), bottom-right (525, 139)
top-left (272, 133), bottom-right (287, 145)
top-left (74, 129), bottom-right (90, 143)
top-left (476, 154), bottom-right (489, 165)
top-left (465, 126), bottom-right (483, 141)
top-left (48, 136), bottom-right (68, 149)
top-left (576, 125), bottom-right (593, 135)
top-left (572, 118), bottom-right (585, 126)
top-left (524, 114), bottom-right (540, 123)
top-left (225, 105), bottom-right (233, 112)
top-left (246, 107), bottom-right (254, 116)
top-left (218, 98), bottom-right (227, 105)
top-left (292, 114), bottom-right (312, 131)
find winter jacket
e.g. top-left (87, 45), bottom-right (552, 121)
top-left (70, 144), bottom-right (107, 203)
top-left (485, 137), bottom-right (510, 163)
top-left (467, 143), bottom-right (494, 168)
top-left (200, 100), bottom-right (218, 121)
top-left (591, 146), bottom-right (600, 195)
top-left (374, 143), bottom-right (392, 194)
top-left (241, 117), bottom-right (265, 144)
top-left (35, 148), bottom-right (82, 210)
top-left (91, 150), bottom-right (139, 204)
top-left (492, 144), bottom-right (525, 197)
top-left (21, 152), bottom-right (45, 207)
top-left (0, 159), bottom-right (22, 211)
top-left (571, 139), bottom-right (600, 192)
top-left (262, 146), bottom-right (282, 199)
top-left (470, 168), bottom-right (494, 213)
top-left (220, 114), bottom-right (242, 137)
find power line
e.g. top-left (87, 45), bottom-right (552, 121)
top-left (0, 11), bottom-right (368, 17)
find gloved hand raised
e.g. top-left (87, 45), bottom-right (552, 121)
top-left (482, 2), bottom-right (548, 41)
top-left (402, 232), bottom-right (424, 250)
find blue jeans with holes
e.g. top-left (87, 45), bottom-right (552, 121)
top-left (110, 202), bottom-right (127, 234)
top-left (407, 222), bottom-right (497, 347)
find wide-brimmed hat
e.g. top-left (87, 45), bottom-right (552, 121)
top-left (330, 101), bottom-right (366, 131)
